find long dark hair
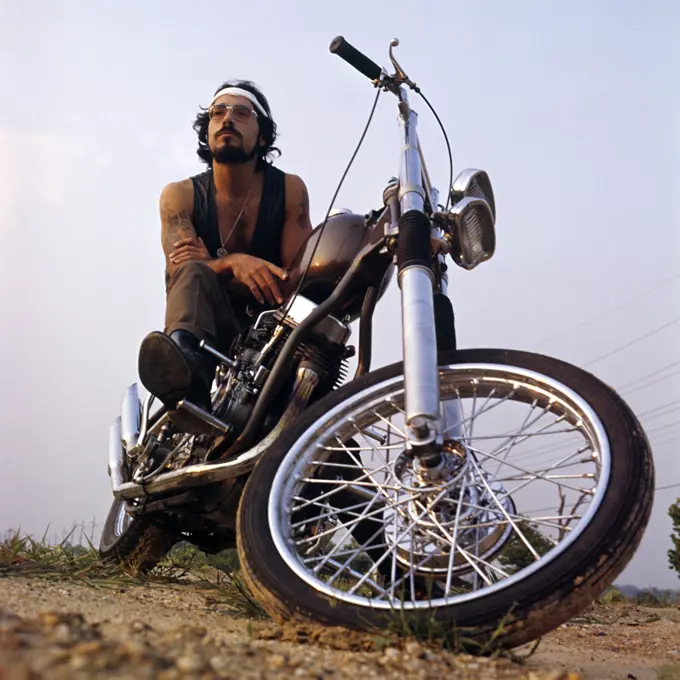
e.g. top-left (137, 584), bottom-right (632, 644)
top-left (192, 80), bottom-right (281, 170)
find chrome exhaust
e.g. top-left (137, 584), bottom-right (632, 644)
top-left (116, 366), bottom-right (320, 500)
top-left (108, 416), bottom-right (125, 493)
top-left (121, 383), bottom-right (142, 450)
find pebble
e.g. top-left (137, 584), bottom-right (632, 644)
top-left (404, 641), bottom-right (425, 658)
top-left (122, 638), bottom-right (148, 660)
top-left (131, 619), bottom-right (150, 633)
top-left (71, 640), bottom-right (104, 656)
top-left (38, 612), bottom-right (61, 628)
top-left (69, 654), bottom-right (90, 671)
top-left (176, 654), bottom-right (206, 673)
top-left (379, 647), bottom-right (401, 665)
top-left (268, 653), bottom-right (287, 669)
top-left (51, 623), bottom-right (73, 644)
top-left (209, 655), bottom-right (231, 677)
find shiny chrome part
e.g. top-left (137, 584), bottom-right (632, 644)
top-left (450, 168), bottom-right (496, 220)
top-left (447, 196), bottom-right (496, 270)
top-left (176, 400), bottom-right (231, 434)
top-left (274, 295), bottom-right (351, 346)
top-left (267, 362), bottom-right (611, 610)
top-left (121, 384), bottom-right (142, 450)
top-left (383, 177), bottom-right (400, 237)
top-left (135, 392), bottom-right (155, 451)
top-left (387, 480), bottom-right (515, 575)
top-left (397, 96), bottom-right (425, 215)
top-left (116, 366), bottom-right (321, 500)
top-left (253, 309), bottom-right (277, 331)
top-left (398, 265), bottom-right (441, 443)
top-left (388, 38), bottom-right (417, 90)
top-left (113, 499), bottom-right (132, 536)
top-left (441, 397), bottom-right (463, 439)
top-left (199, 340), bottom-right (238, 369)
top-left (108, 416), bottom-right (125, 493)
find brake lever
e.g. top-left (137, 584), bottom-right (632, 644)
top-left (388, 38), bottom-right (419, 91)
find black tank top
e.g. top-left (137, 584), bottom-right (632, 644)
top-left (189, 164), bottom-right (286, 326)
top-left (190, 164), bottom-right (286, 266)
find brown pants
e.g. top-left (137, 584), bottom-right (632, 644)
top-left (164, 261), bottom-right (243, 352)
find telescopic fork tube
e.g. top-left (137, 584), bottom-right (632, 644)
top-left (329, 36), bottom-right (444, 449)
top-left (395, 86), bottom-right (442, 447)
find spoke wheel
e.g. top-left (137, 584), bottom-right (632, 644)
top-left (237, 349), bottom-right (653, 649)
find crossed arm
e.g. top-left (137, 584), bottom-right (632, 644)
top-left (159, 174), bottom-right (314, 304)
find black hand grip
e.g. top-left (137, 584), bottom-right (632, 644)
top-left (329, 36), bottom-right (382, 82)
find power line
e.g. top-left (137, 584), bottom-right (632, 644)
top-left (656, 482), bottom-right (680, 492)
top-left (534, 273), bottom-right (680, 348)
top-left (643, 404), bottom-right (680, 423)
top-left (617, 360), bottom-right (680, 391)
top-left (644, 420), bottom-right (680, 437)
top-left (621, 369), bottom-right (680, 396)
top-left (583, 316), bottom-right (680, 368)
top-left (638, 398), bottom-right (680, 418)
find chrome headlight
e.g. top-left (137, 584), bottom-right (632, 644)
top-left (445, 168), bottom-right (496, 270)
top-left (447, 196), bottom-right (496, 270)
top-left (450, 168), bottom-right (496, 220)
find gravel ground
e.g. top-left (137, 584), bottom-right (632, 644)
top-left (1, 577), bottom-right (679, 680)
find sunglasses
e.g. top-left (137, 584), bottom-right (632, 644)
top-left (208, 103), bottom-right (258, 123)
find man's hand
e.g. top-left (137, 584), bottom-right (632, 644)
top-left (170, 237), bottom-right (212, 266)
top-left (221, 253), bottom-right (288, 305)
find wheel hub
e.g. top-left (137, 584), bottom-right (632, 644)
top-left (385, 447), bottom-right (516, 575)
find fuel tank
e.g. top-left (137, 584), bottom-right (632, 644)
top-left (281, 209), bottom-right (394, 322)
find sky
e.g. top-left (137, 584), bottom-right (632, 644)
top-left (0, 0), bottom-right (678, 588)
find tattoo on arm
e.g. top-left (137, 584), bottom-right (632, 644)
top-left (296, 186), bottom-right (310, 230)
top-left (160, 203), bottom-right (194, 255)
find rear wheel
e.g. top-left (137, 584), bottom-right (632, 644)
top-left (237, 348), bottom-right (654, 650)
top-left (99, 497), bottom-right (175, 573)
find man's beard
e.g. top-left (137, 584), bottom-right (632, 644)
top-left (212, 134), bottom-right (258, 165)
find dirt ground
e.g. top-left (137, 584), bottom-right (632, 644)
top-left (1, 576), bottom-right (679, 680)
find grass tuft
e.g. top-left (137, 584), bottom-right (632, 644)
top-left (0, 527), bottom-right (268, 619)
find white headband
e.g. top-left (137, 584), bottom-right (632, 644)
top-left (210, 87), bottom-right (268, 118)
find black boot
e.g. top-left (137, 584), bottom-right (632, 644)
top-left (138, 330), bottom-right (216, 431)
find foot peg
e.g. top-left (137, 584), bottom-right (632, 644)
top-left (173, 400), bottom-right (231, 436)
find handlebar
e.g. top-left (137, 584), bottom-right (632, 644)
top-left (329, 36), bottom-right (382, 82)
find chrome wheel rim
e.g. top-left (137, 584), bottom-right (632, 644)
top-left (267, 363), bottom-right (611, 610)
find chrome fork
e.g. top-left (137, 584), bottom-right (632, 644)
top-left (395, 86), bottom-right (443, 449)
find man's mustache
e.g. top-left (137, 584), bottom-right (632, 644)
top-left (217, 125), bottom-right (242, 140)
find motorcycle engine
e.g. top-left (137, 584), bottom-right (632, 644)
top-left (211, 296), bottom-right (354, 437)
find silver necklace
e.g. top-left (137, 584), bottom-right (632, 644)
top-left (216, 181), bottom-right (255, 258)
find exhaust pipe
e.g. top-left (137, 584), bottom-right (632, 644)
top-left (108, 416), bottom-right (125, 493)
top-left (116, 366), bottom-right (320, 500)
top-left (121, 383), bottom-right (142, 450)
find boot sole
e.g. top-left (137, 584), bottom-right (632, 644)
top-left (138, 332), bottom-right (193, 405)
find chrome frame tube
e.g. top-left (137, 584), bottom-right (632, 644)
top-left (396, 86), bottom-right (442, 443)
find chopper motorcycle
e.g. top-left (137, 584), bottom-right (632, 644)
top-left (99, 37), bottom-right (654, 649)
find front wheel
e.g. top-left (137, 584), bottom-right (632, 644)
top-left (237, 348), bottom-right (654, 650)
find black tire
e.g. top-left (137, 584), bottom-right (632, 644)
top-left (99, 497), bottom-right (176, 574)
top-left (236, 348), bottom-right (654, 650)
